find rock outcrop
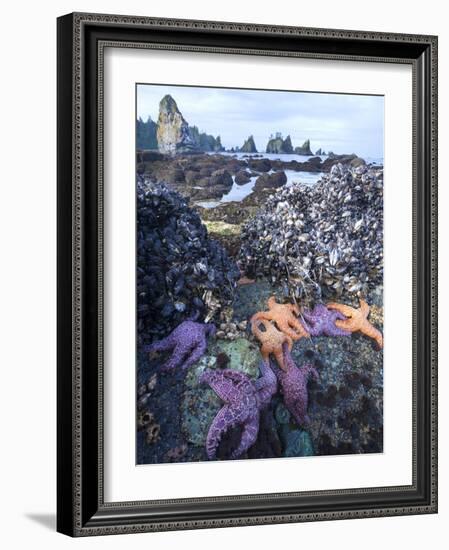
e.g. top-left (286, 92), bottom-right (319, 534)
top-left (156, 95), bottom-right (197, 154)
top-left (266, 133), bottom-right (294, 154)
top-left (294, 139), bottom-right (313, 156)
top-left (281, 135), bottom-right (294, 154)
top-left (321, 153), bottom-right (366, 171)
top-left (241, 135), bottom-right (258, 153)
top-left (253, 171), bottom-right (287, 192)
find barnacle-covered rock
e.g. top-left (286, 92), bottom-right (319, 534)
top-left (239, 165), bottom-right (383, 303)
top-left (137, 179), bottom-right (240, 344)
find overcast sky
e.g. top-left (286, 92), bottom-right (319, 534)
top-left (137, 84), bottom-right (384, 158)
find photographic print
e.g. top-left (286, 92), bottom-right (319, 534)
top-left (136, 84), bottom-right (384, 465)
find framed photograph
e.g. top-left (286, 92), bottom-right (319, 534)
top-left (57, 12), bottom-right (438, 536)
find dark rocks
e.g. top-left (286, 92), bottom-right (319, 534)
top-left (291, 329), bottom-right (383, 456)
top-left (270, 158), bottom-right (322, 173)
top-left (307, 156), bottom-right (322, 167)
top-left (137, 179), bottom-right (240, 344)
top-left (280, 428), bottom-right (314, 457)
top-left (321, 153), bottom-right (365, 171)
top-left (137, 151), bottom-right (166, 163)
top-left (234, 170), bottom-right (252, 185)
top-left (210, 168), bottom-right (233, 188)
top-left (253, 171), bottom-right (287, 191)
top-left (164, 168), bottom-right (185, 184)
top-left (248, 158), bottom-right (272, 172)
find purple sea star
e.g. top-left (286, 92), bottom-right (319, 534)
top-left (144, 319), bottom-right (216, 371)
top-left (301, 303), bottom-right (351, 337)
top-left (273, 345), bottom-right (319, 426)
top-left (200, 361), bottom-right (277, 459)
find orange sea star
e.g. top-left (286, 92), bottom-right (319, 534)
top-left (327, 299), bottom-right (383, 349)
top-left (251, 317), bottom-right (293, 371)
top-left (251, 296), bottom-right (309, 341)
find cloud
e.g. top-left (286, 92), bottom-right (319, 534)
top-left (137, 84), bottom-right (384, 158)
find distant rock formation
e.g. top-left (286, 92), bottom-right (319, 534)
top-left (282, 135), bottom-right (294, 154)
top-left (155, 94), bottom-right (222, 154)
top-left (266, 133), bottom-right (294, 154)
top-left (241, 135), bottom-right (258, 153)
top-left (214, 136), bottom-right (225, 152)
top-left (157, 95), bottom-right (197, 154)
top-left (294, 139), bottom-right (313, 156)
top-left (315, 148), bottom-right (322, 156)
top-left (189, 126), bottom-right (224, 152)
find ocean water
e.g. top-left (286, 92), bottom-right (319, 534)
top-left (196, 171), bottom-right (324, 209)
top-left (196, 152), bottom-right (384, 208)
top-left (208, 151), bottom-right (384, 166)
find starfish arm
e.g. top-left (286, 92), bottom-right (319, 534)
top-left (230, 415), bottom-right (260, 459)
top-left (306, 365), bottom-right (320, 382)
top-left (254, 362), bottom-right (277, 402)
top-left (251, 318), bottom-right (268, 340)
top-left (286, 335), bottom-right (293, 351)
top-left (327, 302), bottom-right (355, 317)
top-left (286, 396), bottom-right (308, 427)
top-left (222, 370), bottom-right (255, 398)
top-left (256, 359), bottom-right (276, 384)
top-left (260, 343), bottom-right (272, 365)
top-left (222, 369), bottom-right (250, 384)
top-left (362, 323), bottom-right (383, 349)
top-left (333, 310), bottom-right (347, 321)
top-left (143, 335), bottom-right (174, 354)
top-left (359, 299), bottom-right (370, 318)
top-left (201, 370), bottom-right (241, 403)
top-left (335, 318), bottom-right (356, 331)
top-left (326, 323), bottom-right (351, 337)
top-left (273, 347), bottom-right (287, 371)
top-left (301, 309), bottom-right (314, 323)
top-left (159, 344), bottom-right (185, 371)
top-left (181, 339), bottom-right (207, 370)
top-left (300, 314), bottom-right (320, 336)
top-left (267, 296), bottom-right (278, 309)
top-left (286, 317), bottom-right (309, 338)
top-left (276, 318), bottom-right (304, 340)
top-left (251, 311), bottom-right (274, 323)
top-left (255, 384), bottom-right (276, 407)
top-left (204, 406), bottom-right (232, 459)
top-left (290, 303), bottom-right (300, 316)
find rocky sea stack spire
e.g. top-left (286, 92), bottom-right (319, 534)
top-left (156, 94), bottom-right (197, 154)
top-left (241, 135), bottom-right (258, 153)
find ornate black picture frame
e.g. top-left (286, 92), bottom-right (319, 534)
top-left (57, 12), bottom-right (438, 536)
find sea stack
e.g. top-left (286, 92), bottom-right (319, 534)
top-left (241, 135), bottom-right (258, 153)
top-left (294, 139), bottom-right (313, 156)
top-left (266, 133), bottom-right (294, 154)
top-left (156, 94), bottom-right (197, 154)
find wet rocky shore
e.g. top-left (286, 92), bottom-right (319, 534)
top-left (137, 150), bottom-right (367, 202)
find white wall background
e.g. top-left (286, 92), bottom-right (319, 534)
top-left (0, 0), bottom-right (445, 548)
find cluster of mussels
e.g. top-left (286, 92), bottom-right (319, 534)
top-left (137, 178), bottom-right (240, 344)
top-left (239, 164), bottom-right (383, 303)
